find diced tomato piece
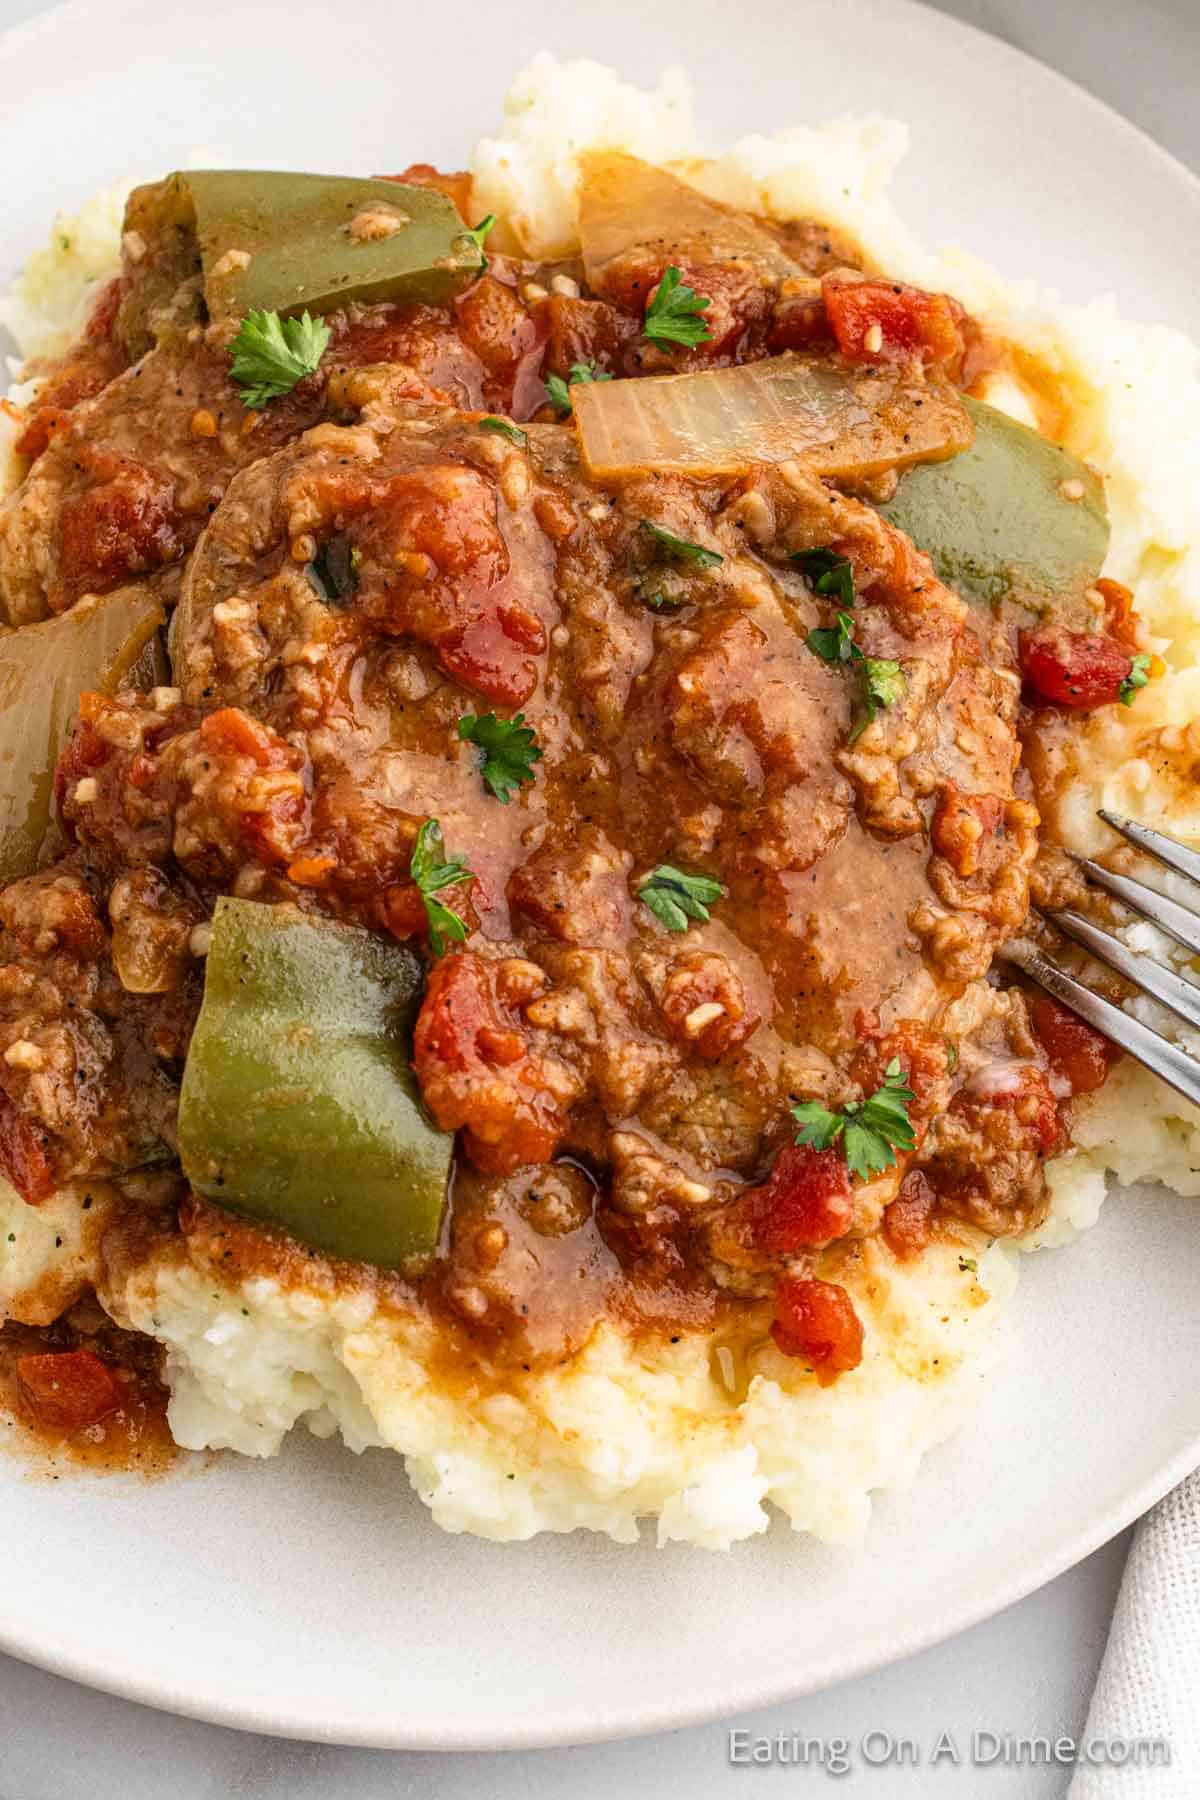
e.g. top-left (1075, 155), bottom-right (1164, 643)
top-left (378, 881), bottom-right (431, 941)
top-left (54, 704), bottom-right (112, 820)
top-left (1028, 993), bottom-right (1118, 1096)
top-left (354, 463), bottom-right (545, 706)
top-left (651, 260), bottom-right (771, 360)
top-left (883, 1169), bottom-right (937, 1259)
top-left (194, 709), bottom-right (308, 865)
top-left (1093, 577), bottom-right (1141, 650)
top-left (199, 707), bottom-right (291, 769)
top-left (771, 1276), bottom-right (864, 1383)
top-left (743, 1142), bottom-right (854, 1253)
top-left (596, 253), bottom-right (771, 363)
top-left (16, 1349), bottom-right (123, 1431)
top-left (931, 785), bottom-right (1003, 880)
top-left (536, 293), bottom-right (632, 385)
top-left (453, 274), bottom-right (549, 417)
top-left (436, 613), bottom-right (546, 704)
top-left (822, 276), bottom-right (965, 367)
top-left (0, 1090), bottom-right (55, 1203)
top-left (53, 451), bottom-right (181, 611)
top-left (413, 951), bottom-right (568, 1174)
top-left (1019, 626), bottom-right (1133, 709)
top-left (377, 874), bottom-right (477, 948)
top-left (382, 162), bottom-right (475, 217)
top-left (851, 1020), bottom-right (948, 1123)
top-left (286, 853), bottom-right (337, 888)
top-left (15, 406), bottom-right (74, 461)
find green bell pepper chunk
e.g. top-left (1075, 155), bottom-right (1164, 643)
top-left (119, 170), bottom-right (482, 355)
top-left (878, 395), bottom-right (1109, 618)
top-left (178, 898), bottom-right (451, 1267)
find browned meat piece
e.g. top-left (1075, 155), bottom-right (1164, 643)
top-left (507, 827), bottom-right (633, 946)
top-left (0, 333), bottom-right (322, 623)
top-left (650, 948), bottom-right (761, 1060)
top-left (921, 1070), bottom-right (1061, 1237)
top-left (0, 288), bottom-right (554, 627)
top-left (49, 393), bottom-right (1033, 1219)
top-left (0, 865), bottom-right (200, 1196)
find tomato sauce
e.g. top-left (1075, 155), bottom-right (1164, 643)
top-left (0, 1313), bottom-right (176, 1473)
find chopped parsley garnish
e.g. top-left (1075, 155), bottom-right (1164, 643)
top-left (545, 374), bottom-right (571, 415)
top-left (229, 308), bottom-right (331, 409)
top-left (410, 819), bottom-right (473, 956)
top-left (545, 360), bottom-right (613, 415)
top-left (1119, 652), bottom-right (1152, 706)
top-left (806, 612), bottom-right (906, 735)
top-left (464, 213), bottom-right (497, 271)
top-left (946, 1040), bottom-right (959, 1073)
top-left (642, 266), bottom-right (713, 349)
top-left (305, 537), bottom-right (360, 606)
top-left (641, 520), bottom-right (723, 569)
top-left (958, 1255), bottom-right (978, 1274)
top-left (792, 547), bottom-right (855, 610)
top-left (850, 658), bottom-right (907, 741)
top-left (637, 864), bottom-right (726, 932)
top-left (480, 416), bottom-right (527, 447)
top-left (790, 1058), bottom-right (917, 1181)
top-left (806, 611), bottom-right (860, 665)
top-left (457, 711), bottom-right (542, 803)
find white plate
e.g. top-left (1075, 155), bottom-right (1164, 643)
top-left (1, 0), bottom-right (1199, 1750)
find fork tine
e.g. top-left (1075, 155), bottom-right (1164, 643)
top-left (1000, 937), bottom-right (1200, 1111)
top-left (1098, 809), bottom-right (1200, 889)
top-left (1049, 908), bottom-right (1200, 1034)
top-left (1080, 860), bottom-right (1200, 958)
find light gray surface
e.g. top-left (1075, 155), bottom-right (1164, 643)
top-left (0, 0), bottom-right (1193, 1794)
top-left (935, 0), bottom-right (1200, 172)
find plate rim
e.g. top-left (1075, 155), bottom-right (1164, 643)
top-left (1, 1420), bottom-right (1198, 1750)
top-left (0, 0), bottom-right (1198, 1750)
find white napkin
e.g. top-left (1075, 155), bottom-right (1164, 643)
top-left (1068, 1469), bottom-right (1200, 1799)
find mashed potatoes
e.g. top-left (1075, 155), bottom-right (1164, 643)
top-left (0, 1174), bottom-right (1011, 1546)
top-left (2, 55), bottom-right (1197, 1546)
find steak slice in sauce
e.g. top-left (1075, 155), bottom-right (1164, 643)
top-left (33, 393), bottom-right (1064, 1357)
top-left (0, 172), bottom-right (1129, 1406)
top-left (0, 285), bottom-right (555, 626)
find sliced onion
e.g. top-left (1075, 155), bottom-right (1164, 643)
top-left (572, 353), bottom-right (974, 483)
top-left (578, 151), bottom-right (795, 288)
top-left (0, 585), bottom-right (164, 884)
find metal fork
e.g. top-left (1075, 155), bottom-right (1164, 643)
top-left (1001, 810), bottom-right (1200, 1109)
